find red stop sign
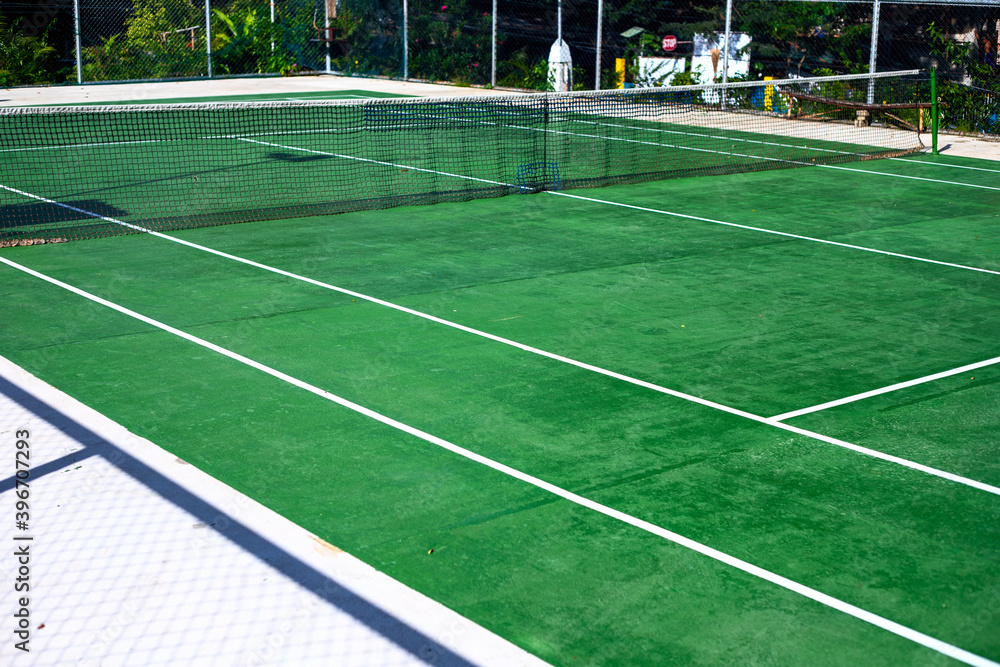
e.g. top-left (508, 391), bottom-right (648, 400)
top-left (662, 35), bottom-right (677, 52)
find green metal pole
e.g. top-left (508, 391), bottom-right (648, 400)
top-left (930, 66), bottom-right (938, 155)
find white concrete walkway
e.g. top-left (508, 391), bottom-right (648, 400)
top-left (0, 356), bottom-right (549, 667)
top-left (0, 75), bottom-right (518, 107)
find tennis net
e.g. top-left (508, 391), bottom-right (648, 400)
top-left (0, 70), bottom-right (927, 243)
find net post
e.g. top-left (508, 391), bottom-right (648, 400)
top-left (931, 66), bottom-right (938, 155)
top-left (594, 0), bottom-right (603, 90)
top-left (73, 0), bottom-right (82, 84)
top-left (204, 0), bottom-right (213, 78)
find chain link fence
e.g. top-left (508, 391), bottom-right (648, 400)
top-left (75, 0), bottom-right (332, 81)
top-left (1, 1), bottom-right (999, 134)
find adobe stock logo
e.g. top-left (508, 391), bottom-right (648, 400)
top-left (17, 0), bottom-right (72, 38)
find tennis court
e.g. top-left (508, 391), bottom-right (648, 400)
top-left (1, 72), bottom-right (999, 665)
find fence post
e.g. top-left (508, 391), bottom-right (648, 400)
top-left (721, 0), bottom-right (732, 106)
top-left (205, 0), bottom-right (213, 77)
top-left (270, 0), bottom-right (275, 52)
top-left (73, 0), bottom-right (82, 83)
top-left (931, 66), bottom-right (938, 155)
top-left (556, 0), bottom-right (562, 43)
top-left (492, 0), bottom-right (497, 87)
top-left (867, 0), bottom-right (880, 104)
top-left (325, 0), bottom-right (331, 73)
top-left (595, 0), bottom-right (603, 90)
top-left (403, 0), bottom-right (408, 78)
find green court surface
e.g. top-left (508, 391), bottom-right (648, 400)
top-left (1, 146), bottom-right (999, 665)
top-left (45, 88), bottom-right (411, 107)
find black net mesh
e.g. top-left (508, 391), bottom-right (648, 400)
top-left (0, 71), bottom-right (926, 243)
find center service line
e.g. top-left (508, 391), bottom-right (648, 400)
top-left (772, 354), bottom-right (1000, 421)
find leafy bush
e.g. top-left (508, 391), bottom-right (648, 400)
top-left (737, 1), bottom-right (869, 76)
top-left (498, 48), bottom-right (551, 91)
top-left (83, 0), bottom-right (205, 80)
top-left (409, 0), bottom-right (491, 84)
top-left (0, 15), bottom-right (64, 86)
top-left (927, 21), bottom-right (1000, 134)
top-left (81, 0), bottom-right (325, 81)
top-left (326, 0), bottom-right (403, 77)
top-left (212, 4), bottom-right (291, 75)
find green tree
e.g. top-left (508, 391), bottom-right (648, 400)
top-left (738, 1), bottom-right (870, 76)
top-left (212, 2), bottom-right (290, 75)
top-left (124, 0), bottom-right (204, 78)
top-left (125, 0), bottom-right (202, 51)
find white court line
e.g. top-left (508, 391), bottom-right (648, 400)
top-left (771, 355), bottom-right (1000, 422)
top-left (546, 190), bottom-right (1000, 278)
top-left (549, 126), bottom-right (1000, 191)
top-left (601, 117), bottom-right (1000, 177)
top-left (554, 112), bottom-right (912, 163)
top-left (0, 139), bottom-right (168, 153)
top-left (0, 253), bottom-right (996, 667)
top-left (0, 127), bottom-right (358, 153)
top-left (890, 156), bottom-right (1000, 174)
top-left (0, 122), bottom-right (421, 154)
top-left (810, 162), bottom-right (1000, 191)
top-left (282, 96), bottom-right (373, 101)
top-left (2, 181), bottom-right (999, 498)
top-left (0, 184), bottom-right (150, 233)
top-left (234, 137), bottom-right (530, 190)
top-left (565, 116), bottom-right (1000, 176)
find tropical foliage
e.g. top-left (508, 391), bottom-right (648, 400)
top-left (82, 0), bottom-right (322, 81)
top-left (927, 21), bottom-right (1000, 134)
top-left (0, 13), bottom-right (65, 86)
